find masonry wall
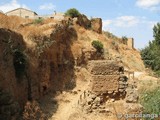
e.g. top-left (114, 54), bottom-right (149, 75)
top-left (127, 38), bottom-right (134, 49)
top-left (88, 60), bottom-right (121, 93)
top-left (91, 75), bottom-right (119, 92)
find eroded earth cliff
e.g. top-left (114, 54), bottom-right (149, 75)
top-left (0, 13), bottom-right (147, 120)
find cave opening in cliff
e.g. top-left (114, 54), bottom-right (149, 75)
top-left (13, 50), bottom-right (26, 80)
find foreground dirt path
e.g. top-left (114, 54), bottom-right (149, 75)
top-left (47, 70), bottom-right (160, 120)
top-left (49, 90), bottom-right (83, 120)
top-left (49, 68), bottom-right (90, 120)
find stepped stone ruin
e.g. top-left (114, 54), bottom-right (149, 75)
top-left (78, 60), bottom-right (129, 113)
top-left (88, 60), bottom-right (128, 94)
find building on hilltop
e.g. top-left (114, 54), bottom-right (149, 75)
top-left (5, 8), bottom-right (65, 20)
top-left (5, 8), bottom-right (38, 19)
top-left (53, 12), bottom-right (64, 21)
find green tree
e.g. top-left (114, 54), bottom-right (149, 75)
top-left (141, 22), bottom-right (160, 76)
top-left (65, 8), bottom-right (81, 18)
top-left (153, 23), bottom-right (160, 45)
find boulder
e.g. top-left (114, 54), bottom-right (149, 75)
top-left (125, 89), bottom-right (139, 103)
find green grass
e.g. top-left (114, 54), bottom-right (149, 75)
top-left (33, 18), bottom-right (44, 24)
top-left (139, 87), bottom-right (160, 120)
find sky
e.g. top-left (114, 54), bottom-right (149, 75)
top-left (0, 0), bottom-right (160, 49)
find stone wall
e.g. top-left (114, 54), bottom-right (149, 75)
top-left (127, 38), bottom-right (134, 49)
top-left (88, 60), bottom-right (120, 75)
top-left (87, 60), bottom-right (127, 94)
top-left (77, 60), bottom-right (128, 113)
top-left (91, 75), bottom-right (119, 92)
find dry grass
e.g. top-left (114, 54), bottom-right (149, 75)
top-left (43, 18), bottom-right (57, 24)
top-left (20, 26), bottom-right (45, 41)
top-left (0, 14), bottom-right (32, 31)
top-left (0, 14), bottom-right (57, 38)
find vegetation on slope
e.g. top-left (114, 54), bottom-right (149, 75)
top-left (91, 40), bottom-right (104, 53)
top-left (139, 87), bottom-right (160, 119)
top-left (141, 23), bottom-right (160, 77)
top-left (122, 36), bottom-right (128, 45)
top-left (65, 8), bottom-right (81, 18)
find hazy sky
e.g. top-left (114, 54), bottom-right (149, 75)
top-left (0, 0), bottom-right (160, 48)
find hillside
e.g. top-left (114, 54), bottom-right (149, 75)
top-left (0, 13), bottom-right (156, 120)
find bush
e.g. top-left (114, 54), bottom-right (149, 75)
top-left (155, 70), bottom-right (160, 77)
top-left (33, 18), bottom-right (44, 24)
top-left (91, 40), bottom-right (104, 53)
top-left (65, 8), bottom-right (81, 18)
top-left (141, 23), bottom-right (160, 73)
top-left (122, 36), bottom-right (128, 44)
top-left (139, 88), bottom-right (160, 118)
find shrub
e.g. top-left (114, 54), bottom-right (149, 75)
top-left (33, 18), bottom-right (44, 24)
top-left (65, 8), bottom-right (81, 18)
top-left (141, 23), bottom-right (160, 73)
top-left (139, 87), bottom-right (160, 118)
top-left (91, 40), bottom-right (104, 53)
top-left (155, 70), bottom-right (160, 77)
top-left (122, 36), bottom-right (128, 44)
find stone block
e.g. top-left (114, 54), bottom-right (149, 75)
top-left (88, 60), bottom-right (120, 75)
top-left (91, 75), bottom-right (119, 92)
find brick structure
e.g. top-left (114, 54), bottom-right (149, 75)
top-left (78, 60), bottom-right (128, 113)
top-left (127, 38), bottom-right (134, 49)
top-left (92, 75), bottom-right (119, 92)
top-left (6, 8), bottom-right (38, 19)
top-left (88, 60), bottom-right (127, 93)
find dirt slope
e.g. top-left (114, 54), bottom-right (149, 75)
top-left (0, 14), bottom-right (148, 120)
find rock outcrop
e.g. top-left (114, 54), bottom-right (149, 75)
top-left (77, 14), bottom-right (91, 29)
top-left (91, 18), bottom-right (102, 34)
top-left (0, 28), bottom-right (28, 106)
top-left (0, 89), bottom-right (20, 120)
top-left (0, 21), bottom-right (77, 117)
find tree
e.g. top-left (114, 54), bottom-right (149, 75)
top-left (153, 23), bottom-right (160, 45)
top-left (141, 22), bottom-right (160, 76)
top-left (65, 8), bottom-right (81, 18)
